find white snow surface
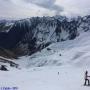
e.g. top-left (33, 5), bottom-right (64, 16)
top-left (1, 31), bottom-right (90, 90)
top-left (0, 66), bottom-right (90, 90)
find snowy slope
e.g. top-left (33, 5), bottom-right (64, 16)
top-left (0, 28), bottom-right (90, 90)
top-left (15, 30), bottom-right (90, 68)
top-left (1, 16), bottom-right (90, 90)
top-left (0, 66), bottom-right (90, 90)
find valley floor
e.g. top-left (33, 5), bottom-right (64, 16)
top-left (0, 66), bottom-right (90, 90)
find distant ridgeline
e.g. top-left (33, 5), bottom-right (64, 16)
top-left (0, 15), bottom-right (90, 58)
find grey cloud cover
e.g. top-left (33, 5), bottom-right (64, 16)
top-left (24, 0), bottom-right (63, 13)
top-left (0, 0), bottom-right (90, 18)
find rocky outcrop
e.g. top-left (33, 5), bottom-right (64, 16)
top-left (0, 47), bottom-right (17, 59)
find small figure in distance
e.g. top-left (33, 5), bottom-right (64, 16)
top-left (59, 54), bottom-right (61, 56)
top-left (84, 70), bottom-right (90, 86)
top-left (58, 72), bottom-right (59, 75)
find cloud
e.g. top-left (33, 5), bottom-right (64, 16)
top-left (24, 0), bottom-right (63, 14)
top-left (0, 0), bottom-right (90, 19)
top-left (56, 0), bottom-right (90, 17)
top-left (0, 0), bottom-right (46, 19)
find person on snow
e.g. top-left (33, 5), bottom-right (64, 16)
top-left (58, 72), bottom-right (60, 75)
top-left (84, 70), bottom-right (90, 86)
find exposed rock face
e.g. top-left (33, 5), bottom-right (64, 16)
top-left (0, 47), bottom-right (17, 59)
top-left (0, 65), bottom-right (8, 71)
top-left (0, 15), bottom-right (90, 57)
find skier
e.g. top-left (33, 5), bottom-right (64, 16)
top-left (84, 70), bottom-right (90, 86)
top-left (58, 72), bottom-right (59, 75)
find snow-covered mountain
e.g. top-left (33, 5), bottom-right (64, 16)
top-left (15, 29), bottom-right (90, 68)
top-left (0, 15), bottom-right (87, 68)
top-left (0, 19), bottom-right (14, 32)
top-left (0, 15), bottom-right (90, 58)
top-left (1, 16), bottom-right (90, 90)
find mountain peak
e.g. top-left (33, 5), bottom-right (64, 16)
top-left (0, 15), bottom-right (90, 58)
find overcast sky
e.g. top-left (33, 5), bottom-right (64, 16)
top-left (0, 0), bottom-right (90, 19)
